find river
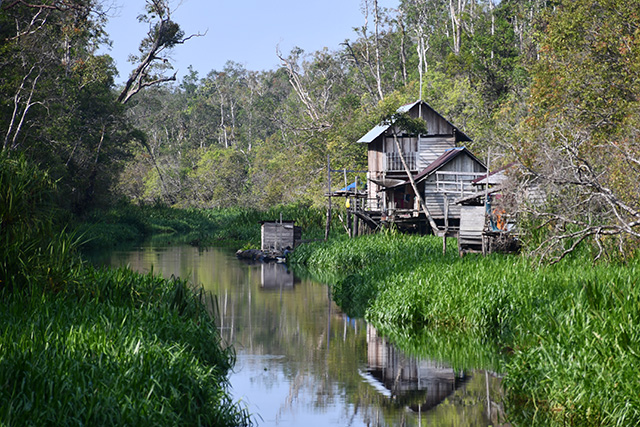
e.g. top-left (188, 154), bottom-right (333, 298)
top-left (93, 243), bottom-right (508, 426)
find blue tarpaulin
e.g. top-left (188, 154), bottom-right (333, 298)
top-left (338, 182), bottom-right (357, 192)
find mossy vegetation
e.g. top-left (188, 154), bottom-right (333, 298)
top-left (289, 232), bottom-right (640, 426)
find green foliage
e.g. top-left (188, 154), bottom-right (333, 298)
top-left (291, 233), bottom-right (640, 426)
top-left (0, 2), bottom-right (131, 213)
top-left (0, 154), bottom-right (80, 292)
top-left (76, 202), bottom-right (335, 250)
top-left (189, 147), bottom-right (248, 208)
top-left (511, 0), bottom-right (640, 259)
top-left (0, 157), bottom-right (249, 425)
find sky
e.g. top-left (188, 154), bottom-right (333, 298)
top-left (101, 0), bottom-right (399, 83)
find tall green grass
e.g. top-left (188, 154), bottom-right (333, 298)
top-left (290, 232), bottom-right (640, 426)
top-left (0, 267), bottom-right (250, 425)
top-left (0, 154), bottom-right (83, 294)
top-left (1, 154), bottom-right (250, 425)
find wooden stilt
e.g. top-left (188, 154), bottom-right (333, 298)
top-left (443, 195), bottom-right (449, 255)
top-left (325, 155), bottom-right (332, 241)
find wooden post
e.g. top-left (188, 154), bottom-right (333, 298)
top-left (353, 176), bottom-right (359, 237)
top-left (325, 155), bottom-right (332, 241)
top-left (483, 148), bottom-right (491, 255)
top-left (443, 194), bottom-right (449, 255)
top-left (347, 203), bottom-right (352, 238)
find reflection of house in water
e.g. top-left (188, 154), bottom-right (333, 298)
top-left (363, 325), bottom-right (468, 410)
top-left (260, 262), bottom-right (296, 290)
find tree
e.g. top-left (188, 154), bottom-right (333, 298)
top-left (117, 0), bottom-right (202, 104)
top-left (0, 0), bottom-right (133, 211)
top-left (513, 0), bottom-right (640, 262)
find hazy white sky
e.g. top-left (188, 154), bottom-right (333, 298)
top-left (101, 0), bottom-right (399, 83)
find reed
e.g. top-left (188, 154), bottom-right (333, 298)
top-left (1, 155), bottom-right (250, 425)
top-left (0, 267), bottom-right (250, 426)
top-left (290, 233), bottom-right (640, 426)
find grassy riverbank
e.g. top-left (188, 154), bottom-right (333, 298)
top-left (0, 268), bottom-right (250, 425)
top-left (0, 155), bottom-right (249, 425)
top-left (75, 202), bottom-right (334, 250)
top-left (289, 232), bottom-right (640, 426)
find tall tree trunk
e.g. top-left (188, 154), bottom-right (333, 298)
top-left (373, 0), bottom-right (384, 100)
top-left (4, 67), bottom-right (41, 152)
top-left (398, 15), bottom-right (408, 86)
top-left (392, 133), bottom-right (439, 233)
top-left (449, 0), bottom-right (468, 55)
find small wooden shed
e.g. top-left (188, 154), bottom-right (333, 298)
top-left (260, 221), bottom-right (301, 252)
top-left (458, 205), bottom-right (486, 255)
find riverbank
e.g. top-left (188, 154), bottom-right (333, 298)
top-left (0, 267), bottom-right (250, 425)
top-left (288, 232), bottom-right (640, 426)
top-left (0, 155), bottom-right (249, 425)
top-left (74, 202), bottom-right (333, 251)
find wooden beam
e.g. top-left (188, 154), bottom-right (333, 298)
top-left (392, 133), bottom-right (440, 234)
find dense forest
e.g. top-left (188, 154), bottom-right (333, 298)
top-left (2, 0), bottom-right (640, 260)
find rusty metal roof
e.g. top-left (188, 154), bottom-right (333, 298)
top-left (388, 147), bottom-right (485, 190)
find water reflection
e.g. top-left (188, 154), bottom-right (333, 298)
top-left (365, 324), bottom-right (468, 404)
top-left (93, 244), bottom-right (509, 426)
top-left (261, 262), bottom-right (296, 289)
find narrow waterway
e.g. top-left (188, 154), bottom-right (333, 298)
top-left (93, 243), bottom-right (508, 426)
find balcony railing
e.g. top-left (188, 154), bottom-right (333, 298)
top-left (425, 171), bottom-right (487, 196)
top-left (385, 152), bottom-right (416, 171)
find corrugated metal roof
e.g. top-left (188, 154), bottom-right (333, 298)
top-left (413, 147), bottom-right (466, 182)
top-left (357, 123), bottom-right (390, 144)
top-left (356, 100), bottom-right (471, 143)
top-left (356, 101), bottom-right (419, 143)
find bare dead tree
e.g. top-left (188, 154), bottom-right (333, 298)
top-left (117, 0), bottom-right (204, 104)
top-left (3, 65), bottom-right (43, 151)
top-left (340, 41), bottom-right (377, 99)
top-left (372, 0), bottom-right (384, 101)
top-left (449, 0), bottom-right (469, 55)
top-left (276, 47), bottom-right (332, 130)
top-left (510, 121), bottom-right (640, 264)
top-left (2, 0), bottom-right (90, 12)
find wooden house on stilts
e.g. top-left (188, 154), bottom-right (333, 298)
top-left (354, 100), bottom-right (488, 236)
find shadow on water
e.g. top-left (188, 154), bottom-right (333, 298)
top-left (91, 244), bottom-right (510, 426)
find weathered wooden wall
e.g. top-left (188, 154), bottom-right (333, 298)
top-left (261, 222), bottom-right (300, 251)
top-left (423, 154), bottom-right (486, 219)
top-left (458, 205), bottom-right (485, 252)
top-left (418, 136), bottom-right (456, 169)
